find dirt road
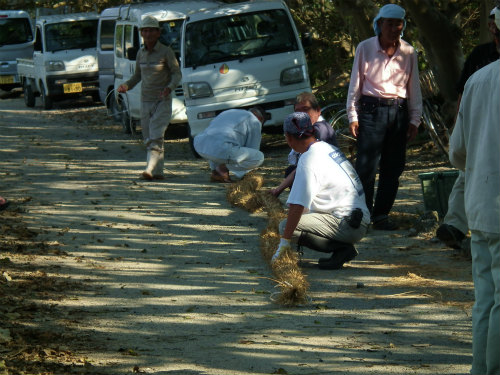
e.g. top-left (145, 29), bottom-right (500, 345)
top-left (0, 93), bottom-right (473, 375)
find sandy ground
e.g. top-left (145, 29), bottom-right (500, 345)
top-left (0, 91), bottom-right (474, 375)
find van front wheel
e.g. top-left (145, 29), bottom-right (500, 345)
top-left (188, 134), bottom-right (201, 159)
top-left (23, 81), bottom-right (35, 107)
top-left (41, 84), bottom-right (53, 110)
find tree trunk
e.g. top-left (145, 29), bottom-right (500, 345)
top-left (333, 0), bottom-right (376, 43)
top-left (402, 0), bottom-right (464, 125)
top-left (479, 0), bottom-right (493, 43)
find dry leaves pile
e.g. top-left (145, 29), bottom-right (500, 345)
top-left (0, 201), bottom-right (105, 375)
top-left (226, 173), bottom-right (310, 306)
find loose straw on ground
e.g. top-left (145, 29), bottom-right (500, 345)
top-left (226, 172), bottom-right (310, 306)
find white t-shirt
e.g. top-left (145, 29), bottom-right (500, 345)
top-left (287, 141), bottom-right (370, 221)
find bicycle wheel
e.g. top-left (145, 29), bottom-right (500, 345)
top-left (321, 102), bottom-right (346, 125)
top-left (421, 101), bottom-right (449, 157)
top-left (331, 109), bottom-right (357, 162)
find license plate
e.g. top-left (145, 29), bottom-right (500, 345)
top-left (63, 82), bottom-right (82, 94)
top-left (0, 75), bottom-right (15, 84)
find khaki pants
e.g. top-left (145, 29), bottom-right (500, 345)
top-left (140, 99), bottom-right (172, 176)
top-left (279, 212), bottom-right (368, 251)
top-left (470, 230), bottom-right (500, 375)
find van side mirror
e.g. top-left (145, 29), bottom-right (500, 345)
top-left (301, 32), bottom-right (312, 48)
top-left (127, 47), bottom-right (138, 61)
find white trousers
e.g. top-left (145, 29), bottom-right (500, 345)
top-left (197, 142), bottom-right (264, 178)
top-left (444, 171), bottom-right (468, 234)
top-left (140, 99), bottom-right (172, 176)
top-left (470, 230), bottom-right (500, 375)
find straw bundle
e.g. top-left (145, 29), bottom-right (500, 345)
top-left (226, 173), bottom-right (310, 306)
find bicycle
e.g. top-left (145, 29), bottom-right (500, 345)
top-left (419, 69), bottom-right (450, 157)
top-left (321, 102), bottom-right (357, 161)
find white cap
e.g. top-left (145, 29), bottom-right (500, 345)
top-left (495, 7), bottom-right (500, 30)
top-left (141, 15), bottom-right (159, 29)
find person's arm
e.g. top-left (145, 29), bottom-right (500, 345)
top-left (271, 203), bottom-right (304, 263)
top-left (347, 44), bottom-right (363, 138)
top-left (244, 115), bottom-right (262, 150)
top-left (406, 50), bottom-right (422, 144)
top-left (124, 52), bottom-right (142, 92)
top-left (282, 203), bottom-right (305, 240)
top-left (162, 46), bottom-right (182, 97)
top-left (269, 169), bottom-right (296, 197)
top-left (449, 107), bottom-right (466, 171)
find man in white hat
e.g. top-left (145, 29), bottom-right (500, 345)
top-left (118, 15), bottom-right (182, 180)
top-left (449, 5), bottom-right (500, 374)
top-left (346, 4), bottom-right (422, 230)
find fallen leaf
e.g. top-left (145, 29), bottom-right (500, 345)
top-left (239, 340), bottom-right (255, 345)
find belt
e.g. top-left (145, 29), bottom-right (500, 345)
top-left (360, 95), bottom-right (407, 106)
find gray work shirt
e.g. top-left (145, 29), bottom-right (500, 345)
top-left (125, 41), bottom-right (182, 102)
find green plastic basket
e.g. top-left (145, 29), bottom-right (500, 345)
top-left (418, 170), bottom-right (459, 219)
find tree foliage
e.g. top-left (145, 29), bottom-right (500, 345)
top-left (1, 0), bottom-right (493, 121)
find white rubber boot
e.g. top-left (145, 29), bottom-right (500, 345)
top-left (143, 148), bottom-right (163, 180)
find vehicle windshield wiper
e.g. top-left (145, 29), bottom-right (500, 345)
top-left (261, 46), bottom-right (292, 55)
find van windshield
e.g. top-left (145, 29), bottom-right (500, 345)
top-left (45, 19), bottom-right (98, 52)
top-left (159, 19), bottom-right (183, 56)
top-left (0, 17), bottom-right (33, 46)
top-left (184, 9), bottom-right (298, 68)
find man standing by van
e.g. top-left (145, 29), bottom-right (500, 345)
top-left (118, 15), bottom-right (182, 180)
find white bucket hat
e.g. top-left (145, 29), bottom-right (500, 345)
top-left (494, 7), bottom-right (500, 30)
top-left (141, 15), bottom-right (159, 29)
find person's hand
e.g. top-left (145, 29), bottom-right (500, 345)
top-left (271, 238), bottom-right (291, 264)
top-left (269, 187), bottom-right (282, 197)
top-left (117, 84), bottom-right (128, 93)
top-left (407, 124), bottom-right (418, 143)
top-left (349, 121), bottom-right (359, 138)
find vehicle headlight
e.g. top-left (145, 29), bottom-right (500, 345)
top-left (46, 61), bottom-right (65, 72)
top-left (280, 65), bottom-right (306, 85)
top-left (186, 82), bottom-right (213, 99)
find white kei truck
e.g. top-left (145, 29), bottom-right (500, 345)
top-left (0, 10), bottom-right (34, 92)
top-left (16, 12), bottom-right (99, 109)
top-left (181, 0), bottom-right (312, 149)
top-left (112, 0), bottom-right (219, 134)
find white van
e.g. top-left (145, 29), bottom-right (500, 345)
top-left (113, 1), bottom-right (219, 134)
top-left (181, 0), bottom-right (312, 141)
top-left (97, 6), bottom-right (120, 120)
top-left (17, 12), bottom-right (99, 109)
top-left (0, 10), bottom-right (34, 92)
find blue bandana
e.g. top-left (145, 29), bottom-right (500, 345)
top-left (373, 4), bottom-right (406, 36)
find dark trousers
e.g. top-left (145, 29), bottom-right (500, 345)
top-left (355, 96), bottom-right (409, 220)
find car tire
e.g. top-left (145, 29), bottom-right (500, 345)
top-left (40, 83), bottom-right (53, 110)
top-left (109, 94), bottom-right (122, 123)
top-left (23, 81), bottom-right (35, 107)
top-left (188, 133), bottom-right (201, 159)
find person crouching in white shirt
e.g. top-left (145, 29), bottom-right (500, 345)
top-left (272, 112), bottom-right (370, 269)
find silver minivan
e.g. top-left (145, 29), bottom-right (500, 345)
top-left (97, 6), bottom-right (120, 120)
top-left (0, 10), bottom-right (34, 92)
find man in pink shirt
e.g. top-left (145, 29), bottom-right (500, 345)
top-left (346, 4), bottom-right (422, 230)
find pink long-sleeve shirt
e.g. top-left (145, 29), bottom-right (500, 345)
top-left (346, 36), bottom-right (422, 127)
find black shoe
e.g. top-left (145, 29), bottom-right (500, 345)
top-left (436, 224), bottom-right (465, 249)
top-left (318, 244), bottom-right (358, 270)
top-left (372, 218), bottom-right (398, 231)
